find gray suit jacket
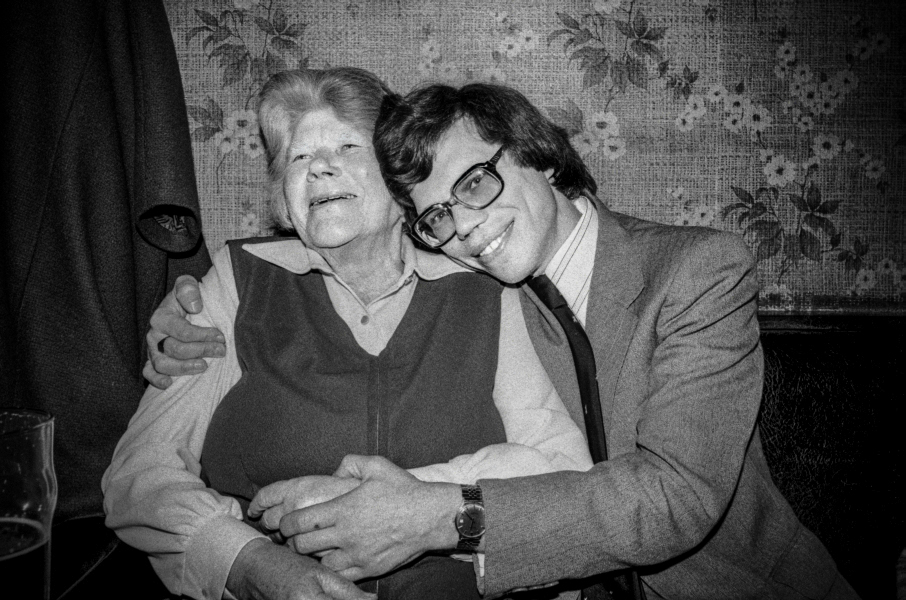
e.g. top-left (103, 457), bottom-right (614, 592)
top-left (479, 205), bottom-right (854, 599)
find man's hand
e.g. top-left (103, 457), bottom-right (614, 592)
top-left (226, 538), bottom-right (375, 600)
top-left (278, 455), bottom-right (462, 581)
top-left (144, 274), bottom-right (226, 389)
top-left (249, 476), bottom-right (361, 533)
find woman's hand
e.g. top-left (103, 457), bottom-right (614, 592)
top-left (249, 476), bottom-right (361, 534)
top-left (227, 538), bottom-right (374, 600)
top-left (143, 274), bottom-right (226, 389)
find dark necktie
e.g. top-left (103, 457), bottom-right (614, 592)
top-left (527, 275), bottom-right (646, 600)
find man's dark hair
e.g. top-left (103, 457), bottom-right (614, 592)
top-left (375, 82), bottom-right (597, 222)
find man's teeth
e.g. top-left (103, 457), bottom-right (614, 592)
top-left (311, 194), bottom-right (354, 207)
top-left (479, 231), bottom-right (506, 257)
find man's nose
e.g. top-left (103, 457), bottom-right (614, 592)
top-left (452, 203), bottom-right (489, 240)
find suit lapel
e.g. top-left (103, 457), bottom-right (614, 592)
top-left (584, 202), bottom-right (643, 436)
top-left (521, 201), bottom-right (643, 443)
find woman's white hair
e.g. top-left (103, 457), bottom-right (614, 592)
top-left (257, 67), bottom-right (394, 229)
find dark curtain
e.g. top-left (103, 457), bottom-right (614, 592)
top-left (0, 0), bottom-right (211, 533)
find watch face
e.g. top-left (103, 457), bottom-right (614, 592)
top-left (456, 504), bottom-right (486, 538)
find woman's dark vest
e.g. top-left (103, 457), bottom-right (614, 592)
top-left (202, 239), bottom-right (506, 599)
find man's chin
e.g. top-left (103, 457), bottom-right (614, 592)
top-left (495, 271), bottom-right (532, 285)
top-left (460, 259), bottom-right (531, 285)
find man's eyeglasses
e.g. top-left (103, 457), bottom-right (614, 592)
top-left (410, 147), bottom-right (505, 248)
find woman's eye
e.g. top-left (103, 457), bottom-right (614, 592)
top-left (341, 144), bottom-right (358, 151)
top-left (293, 153), bottom-right (310, 162)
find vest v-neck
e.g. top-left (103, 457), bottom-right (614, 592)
top-left (301, 269), bottom-right (429, 363)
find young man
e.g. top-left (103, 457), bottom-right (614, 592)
top-left (151, 83), bottom-right (856, 599)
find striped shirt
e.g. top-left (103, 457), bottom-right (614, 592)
top-left (543, 195), bottom-right (599, 326)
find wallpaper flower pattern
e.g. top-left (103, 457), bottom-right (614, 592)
top-left (163, 0), bottom-right (906, 313)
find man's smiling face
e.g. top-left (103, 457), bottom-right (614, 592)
top-left (409, 119), bottom-right (577, 284)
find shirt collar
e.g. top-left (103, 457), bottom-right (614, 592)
top-left (240, 235), bottom-right (467, 282)
top-left (543, 195), bottom-right (599, 316)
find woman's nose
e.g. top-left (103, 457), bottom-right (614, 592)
top-left (451, 203), bottom-right (489, 240)
top-left (307, 152), bottom-right (340, 180)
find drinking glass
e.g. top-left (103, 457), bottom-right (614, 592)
top-left (0, 409), bottom-right (57, 600)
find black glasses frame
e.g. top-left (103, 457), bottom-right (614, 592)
top-left (411, 147), bottom-right (506, 248)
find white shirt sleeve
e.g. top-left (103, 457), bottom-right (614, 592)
top-left (408, 286), bottom-right (592, 484)
top-left (102, 245), bottom-right (264, 600)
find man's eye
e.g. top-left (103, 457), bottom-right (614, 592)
top-left (293, 153), bottom-right (311, 162)
top-left (341, 144), bottom-right (359, 152)
top-left (465, 171), bottom-right (485, 191)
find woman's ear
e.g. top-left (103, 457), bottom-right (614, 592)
top-left (545, 168), bottom-right (556, 182)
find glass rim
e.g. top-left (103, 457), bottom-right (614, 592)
top-left (0, 408), bottom-right (54, 437)
top-left (411, 206), bottom-right (455, 247)
top-left (411, 146), bottom-right (506, 248)
top-left (452, 165), bottom-right (503, 197)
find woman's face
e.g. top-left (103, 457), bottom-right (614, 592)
top-left (282, 108), bottom-right (403, 253)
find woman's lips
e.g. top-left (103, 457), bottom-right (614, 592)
top-left (310, 193), bottom-right (355, 209)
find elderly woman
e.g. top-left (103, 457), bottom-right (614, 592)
top-left (103, 68), bottom-right (590, 600)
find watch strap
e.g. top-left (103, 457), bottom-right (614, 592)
top-left (461, 483), bottom-right (483, 504)
top-left (456, 534), bottom-right (481, 552)
top-left (455, 484), bottom-right (485, 552)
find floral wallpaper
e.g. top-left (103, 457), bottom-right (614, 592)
top-left (163, 0), bottom-right (906, 314)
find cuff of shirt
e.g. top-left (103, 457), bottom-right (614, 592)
top-left (183, 513), bottom-right (266, 600)
top-left (473, 553), bottom-right (486, 595)
top-left (472, 553), bottom-right (566, 599)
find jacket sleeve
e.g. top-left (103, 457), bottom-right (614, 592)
top-left (102, 246), bottom-right (265, 600)
top-left (478, 232), bottom-right (763, 596)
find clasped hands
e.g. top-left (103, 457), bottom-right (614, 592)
top-left (249, 454), bottom-right (459, 582)
top-left (249, 474), bottom-right (360, 539)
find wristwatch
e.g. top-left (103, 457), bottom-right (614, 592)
top-left (454, 484), bottom-right (486, 552)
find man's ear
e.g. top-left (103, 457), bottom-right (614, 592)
top-left (545, 168), bottom-right (556, 182)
